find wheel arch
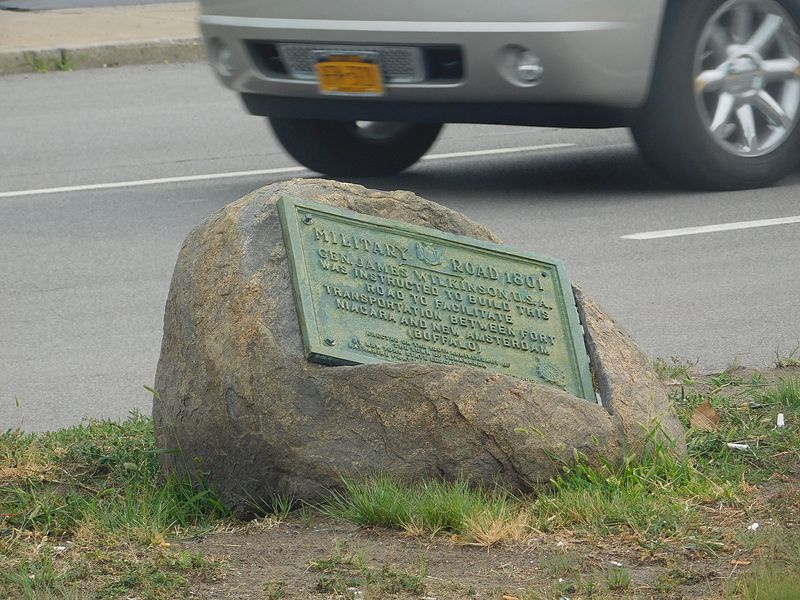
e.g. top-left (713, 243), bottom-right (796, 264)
top-left (638, 0), bottom-right (687, 109)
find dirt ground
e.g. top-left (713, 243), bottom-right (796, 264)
top-left (176, 517), bottom-right (758, 599)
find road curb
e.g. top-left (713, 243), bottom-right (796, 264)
top-left (0, 38), bottom-right (205, 75)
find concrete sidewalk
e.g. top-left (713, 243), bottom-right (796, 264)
top-left (0, 2), bottom-right (203, 74)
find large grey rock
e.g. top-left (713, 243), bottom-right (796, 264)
top-left (153, 179), bottom-right (685, 515)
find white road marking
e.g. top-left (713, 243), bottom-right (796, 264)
top-left (0, 143), bottom-right (575, 200)
top-left (0, 166), bottom-right (308, 200)
top-left (622, 215), bottom-right (800, 240)
top-left (424, 143), bottom-right (573, 161)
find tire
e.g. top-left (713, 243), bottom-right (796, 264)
top-left (632, 0), bottom-right (800, 190)
top-left (269, 118), bottom-right (443, 177)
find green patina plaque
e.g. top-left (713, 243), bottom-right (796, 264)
top-left (278, 196), bottom-right (595, 402)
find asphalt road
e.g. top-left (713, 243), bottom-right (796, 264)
top-left (2, 63), bottom-right (799, 431)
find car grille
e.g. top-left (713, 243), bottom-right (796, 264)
top-left (246, 41), bottom-right (464, 83)
top-left (276, 43), bottom-right (425, 83)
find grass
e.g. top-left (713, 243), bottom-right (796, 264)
top-left (2, 369), bottom-right (798, 598)
top-left (530, 433), bottom-right (740, 550)
top-left (761, 377), bottom-right (800, 408)
top-left (0, 412), bottom-right (227, 599)
top-left (324, 429), bottom-right (740, 551)
top-left (323, 474), bottom-right (528, 546)
top-left (726, 529), bottom-right (800, 600)
top-left (673, 376), bottom-right (800, 485)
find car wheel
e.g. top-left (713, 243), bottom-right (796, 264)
top-left (633, 0), bottom-right (800, 190)
top-left (269, 118), bottom-right (443, 177)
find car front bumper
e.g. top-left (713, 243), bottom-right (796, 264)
top-left (199, 0), bottom-right (666, 119)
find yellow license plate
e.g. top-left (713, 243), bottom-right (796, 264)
top-left (315, 55), bottom-right (384, 95)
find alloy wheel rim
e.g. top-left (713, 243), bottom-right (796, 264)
top-left (694, 0), bottom-right (800, 157)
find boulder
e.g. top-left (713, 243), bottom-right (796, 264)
top-left (153, 179), bottom-right (685, 515)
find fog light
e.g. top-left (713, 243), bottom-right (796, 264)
top-left (514, 50), bottom-right (544, 83)
top-left (210, 37), bottom-right (236, 77)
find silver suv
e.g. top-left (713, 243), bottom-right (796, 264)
top-left (200, 0), bottom-right (800, 190)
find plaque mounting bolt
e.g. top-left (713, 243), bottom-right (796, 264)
top-left (302, 214), bottom-right (314, 225)
top-left (324, 337), bottom-right (336, 346)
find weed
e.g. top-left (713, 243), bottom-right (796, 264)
top-left (55, 51), bottom-right (74, 71)
top-left (24, 51), bottom-right (48, 73)
top-left (310, 544), bottom-right (424, 596)
top-left (539, 551), bottom-right (582, 578)
top-left (761, 378), bottom-right (800, 408)
top-left (527, 573), bottom-right (606, 600)
top-left (605, 567), bottom-right (631, 591)
top-left (315, 572), bottom-right (360, 594)
top-left (264, 580), bottom-right (288, 599)
top-left (367, 565), bottom-right (425, 594)
top-left (655, 567), bottom-right (705, 592)
top-left (709, 370), bottom-right (744, 390)
top-left (267, 494), bottom-right (294, 520)
top-left (95, 550), bottom-right (220, 599)
top-left (1, 555), bottom-right (65, 597)
top-left (532, 429), bottom-right (738, 548)
top-left (415, 554), bottom-right (429, 579)
top-left (726, 530), bottom-right (800, 600)
top-left (775, 345), bottom-right (800, 368)
top-left (23, 50), bottom-right (74, 73)
top-left (581, 575), bottom-right (600, 596)
top-left (297, 501), bottom-right (313, 527)
top-left (653, 356), bottom-right (696, 382)
top-left (726, 356), bottom-right (743, 372)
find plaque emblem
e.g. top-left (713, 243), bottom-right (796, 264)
top-left (537, 359), bottom-right (567, 388)
top-left (415, 241), bottom-right (444, 266)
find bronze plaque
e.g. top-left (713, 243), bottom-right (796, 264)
top-left (278, 196), bottom-right (594, 401)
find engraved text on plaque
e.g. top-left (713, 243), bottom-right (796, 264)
top-left (278, 196), bottom-right (594, 401)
